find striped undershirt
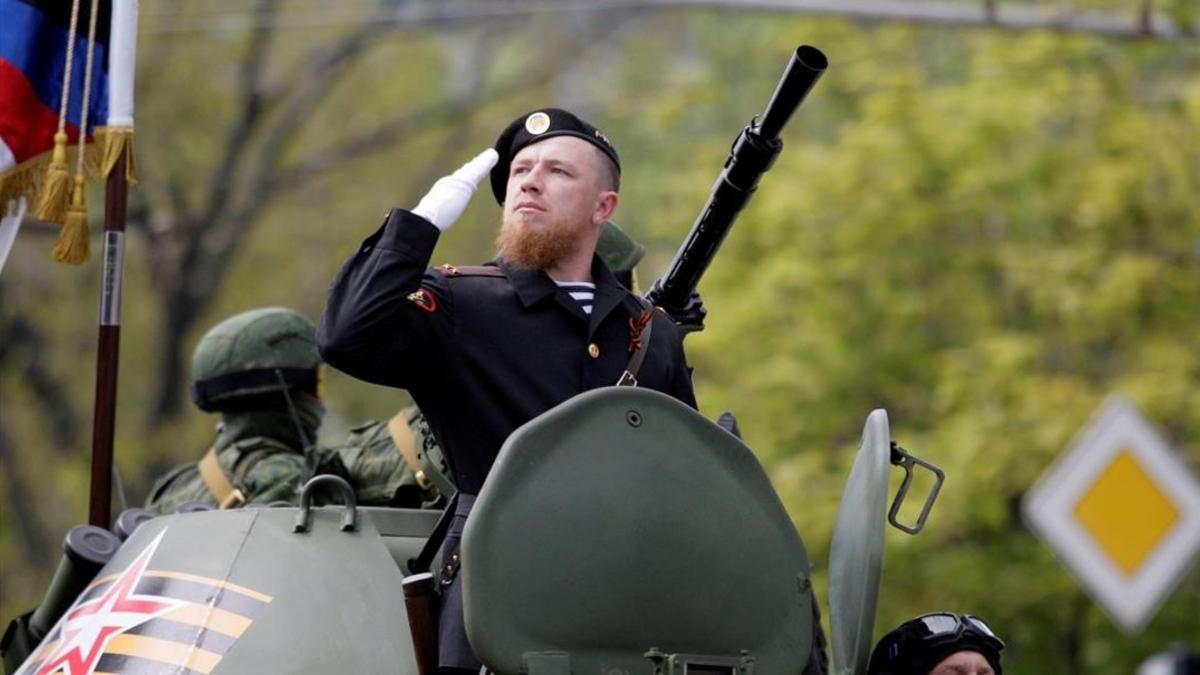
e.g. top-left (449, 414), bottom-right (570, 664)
top-left (555, 280), bottom-right (596, 315)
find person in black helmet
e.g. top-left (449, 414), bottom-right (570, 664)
top-left (867, 612), bottom-right (1005, 675)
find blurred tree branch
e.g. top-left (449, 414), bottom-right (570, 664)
top-left (0, 426), bottom-right (53, 568)
top-left (0, 314), bottom-right (82, 451)
top-left (0, 307), bottom-right (70, 570)
top-left (139, 1), bottom-right (634, 427)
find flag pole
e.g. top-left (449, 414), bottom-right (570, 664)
top-left (87, 0), bottom-right (138, 528)
top-left (89, 153), bottom-right (127, 527)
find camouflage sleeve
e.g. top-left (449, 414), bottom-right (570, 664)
top-left (144, 464), bottom-right (213, 514)
top-left (333, 415), bottom-right (451, 508)
top-left (337, 421), bottom-right (410, 506)
top-left (238, 453), bottom-right (310, 506)
top-left (307, 444), bottom-right (352, 481)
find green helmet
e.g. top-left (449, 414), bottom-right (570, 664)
top-left (596, 220), bottom-right (644, 290)
top-left (596, 220), bottom-right (644, 273)
top-left (190, 307), bottom-right (321, 412)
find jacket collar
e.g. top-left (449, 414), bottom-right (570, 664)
top-left (587, 258), bottom-right (632, 334)
top-left (496, 256), bottom-right (559, 308)
top-left (495, 255), bottom-right (634, 331)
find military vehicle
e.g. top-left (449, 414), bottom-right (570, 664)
top-left (1, 43), bottom-right (944, 675)
top-left (1, 387), bottom-right (942, 675)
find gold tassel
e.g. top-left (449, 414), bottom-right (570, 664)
top-left (33, 132), bottom-right (72, 223)
top-left (95, 126), bottom-right (138, 183)
top-left (51, 174), bottom-right (90, 264)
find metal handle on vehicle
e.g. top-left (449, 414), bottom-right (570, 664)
top-left (294, 474), bottom-right (358, 533)
top-left (887, 442), bottom-right (944, 535)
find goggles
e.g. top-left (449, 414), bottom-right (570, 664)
top-left (870, 612), bottom-right (1004, 675)
top-left (908, 613), bottom-right (1003, 647)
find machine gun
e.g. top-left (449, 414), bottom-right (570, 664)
top-left (646, 45), bottom-right (828, 316)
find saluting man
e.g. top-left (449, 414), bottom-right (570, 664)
top-left (315, 220), bottom-right (655, 511)
top-left (318, 109), bottom-right (697, 673)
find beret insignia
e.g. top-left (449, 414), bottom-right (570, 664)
top-left (525, 112), bottom-right (551, 135)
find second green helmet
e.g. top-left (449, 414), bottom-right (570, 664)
top-left (596, 220), bottom-right (644, 290)
top-left (190, 307), bottom-right (321, 412)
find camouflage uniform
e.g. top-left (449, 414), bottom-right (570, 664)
top-left (145, 407), bottom-right (321, 513)
top-left (146, 307), bottom-right (324, 514)
top-left (320, 221), bottom-right (646, 508)
top-left (315, 405), bottom-right (453, 508)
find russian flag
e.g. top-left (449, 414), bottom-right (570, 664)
top-left (0, 0), bottom-right (112, 195)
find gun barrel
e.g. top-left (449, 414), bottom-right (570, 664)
top-left (758, 45), bottom-right (828, 141)
top-left (648, 46), bottom-right (827, 311)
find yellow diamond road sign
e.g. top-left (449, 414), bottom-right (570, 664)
top-left (1023, 397), bottom-right (1200, 634)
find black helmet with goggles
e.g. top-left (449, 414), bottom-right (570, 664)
top-left (867, 612), bottom-right (1004, 675)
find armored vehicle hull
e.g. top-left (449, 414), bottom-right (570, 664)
top-left (6, 387), bottom-right (926, 675)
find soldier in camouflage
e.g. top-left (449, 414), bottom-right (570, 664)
top-left (319, 220), bottom-right (655, 508)
top-left (145, 307), bottom-right (324, 514)
top-left (319, 404), bottom-right (455, 508)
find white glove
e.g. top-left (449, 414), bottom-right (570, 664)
top-left (412, 148), bottom-right (499, 231)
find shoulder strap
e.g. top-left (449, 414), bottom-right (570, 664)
top-left (436, 263), bottom-right (506, 278)
top-left (408, 492), bottom-right (460, 575)
top-left (198, 446), bottom-right (246, 509)
top-left (617, 297), bottom-right (656, 387)
top-left (387, 410), bottom-right (431, 489)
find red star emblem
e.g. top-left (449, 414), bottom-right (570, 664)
top-left (31, 530), bottom-right (184, 675)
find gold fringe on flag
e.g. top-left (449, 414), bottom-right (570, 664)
top-left (51, 174), bottom-right (90, 264)
top-left (0, 156), bottom-right (49, 206)
top-left (93, 126), bottom-right (137, 182)
top-left (33, 133), bottom-right (72, 223)
top-left (0, 144), bottom-right (102, 213)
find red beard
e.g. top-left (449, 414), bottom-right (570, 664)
top-left (495, 216), bottom-right (581, 271)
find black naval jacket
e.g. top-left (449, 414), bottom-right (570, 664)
top-left (318, 208), bottom-right (697, 496)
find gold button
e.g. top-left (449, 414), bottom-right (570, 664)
top-left (587, 343), bottom-right (600, 358)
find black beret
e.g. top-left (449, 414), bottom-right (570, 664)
top-left (490, 108), bottom-right (621, 204)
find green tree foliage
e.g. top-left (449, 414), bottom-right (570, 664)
top-left (1, 5), bottom-right (1196, 673)
top-left (651, 17), bottom-right (1200, 674)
